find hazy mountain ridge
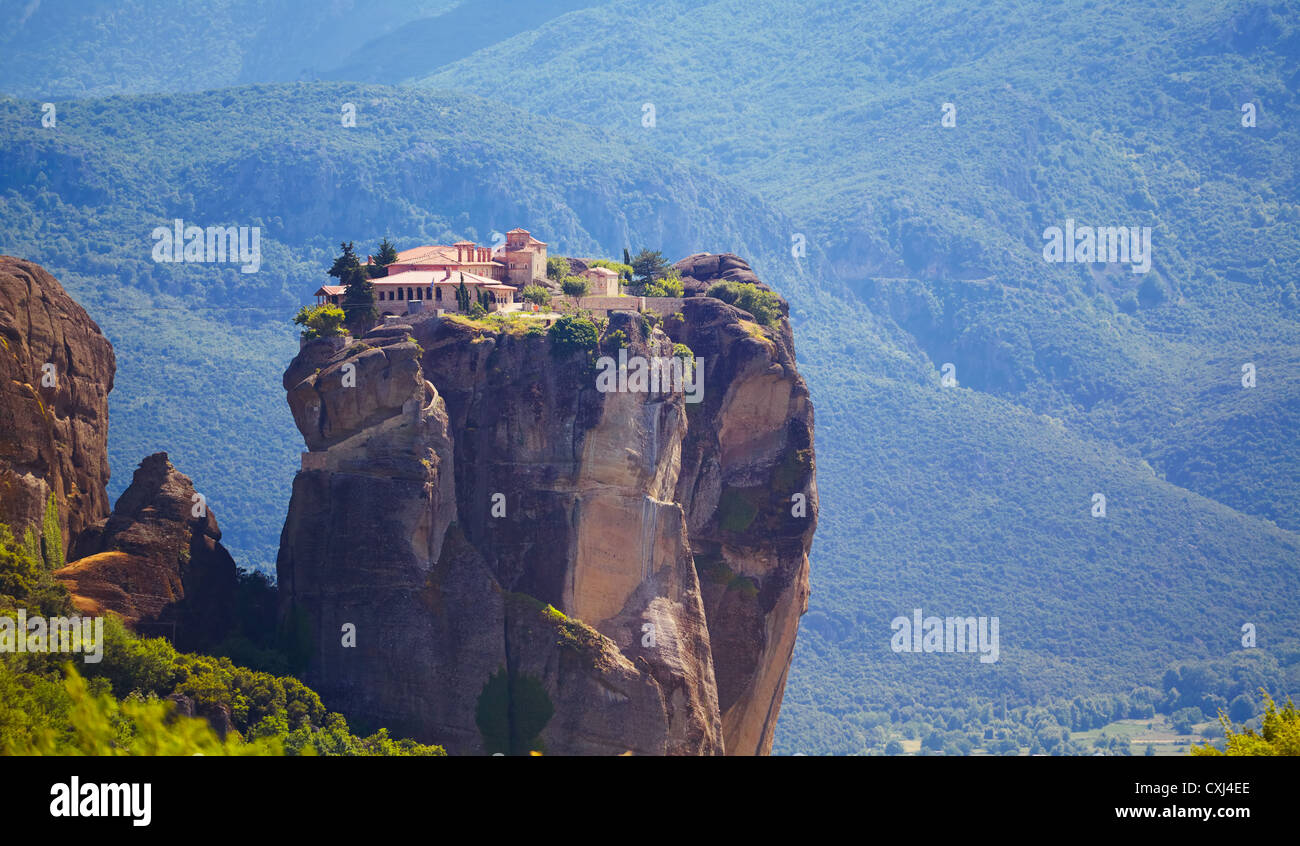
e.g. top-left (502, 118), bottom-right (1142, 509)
top-left (0, 82), bottom-right (826, 574)
top-left (1, 0), bottom-right (1297, 754)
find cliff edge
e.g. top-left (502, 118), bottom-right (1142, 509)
top-left (277, 254), bottom-right (816, 755)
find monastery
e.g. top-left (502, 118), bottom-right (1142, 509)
top-left (314, 228), bottom-right (548, 315)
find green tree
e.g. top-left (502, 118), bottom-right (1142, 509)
top-left (0, 523), bottom-right (42, 601)
top-left (706, 280), bottom-right (783, 327)
top-left (521, 284), bottom-right (551, 308)
top-left (331, 242), bottom-right (376, 332)
top-left (41, 492), bottom-right (63, 570)
top-left (293, 304), bottom-right (348, 339)
top-left (1194, 692), bottom-right (1300, 756)
top-left (630, 249), bottom-right (667, 286)
top-left (548, 314), bottom-right (598, 358)
top-left (1171, 706), bottom-right (1201, 735)
top-left (642, 269), bottom-right (684, 298)
top-left (546, 256), bottom-right (571, 281)
top-left (561, 275), bottom-right (590, 300)
top-left (366, 238), bottom-right (398, 278)
top-left (456, 278), bottom-right (471, 312)
top-left (328, 241), bottom-right (361, 280)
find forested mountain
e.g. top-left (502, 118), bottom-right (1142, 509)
top-left (0, 0), bottom-right (617, 97)
top-left (1, 0), bottom-right (1297, 754)
top-left (0, 83), bottom-right (813, 574)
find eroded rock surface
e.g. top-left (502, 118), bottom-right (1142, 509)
top-left (59, 452), bottom-right (238, 650)
top-left (277, 254), bottom-right (816, 755)
top-left (0, 256), bottom-right (114, 555)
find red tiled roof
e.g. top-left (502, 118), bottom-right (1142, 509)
top-left (392, 245), bottom-right (460, 264)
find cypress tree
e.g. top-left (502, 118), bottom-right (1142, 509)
top-left (331, 243), bottom-right (376, 332)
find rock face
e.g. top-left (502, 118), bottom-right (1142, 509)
top-left (277, 255), bottom-right (816, 755)
top-left (0, 256), bottom-right (115, 556)
top-left (59, 452), bottom-right (238, 650)
top-left (673, 252), bottom-right (767, 297)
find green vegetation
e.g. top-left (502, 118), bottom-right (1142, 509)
top-left (0, 517), bottom-right (443, 756)
top-left (546, 256), bottom-right (570, 281)
top-left (629, 249), bottom-right (667, 287)
top-left (560, 275), bottom-right (590, 299)
top-left (0, 524), bottom-right (57, 613)
top-left (1194, 691), bottom-right (1300, 756)
top-left (329, 241), bottom-right (376, 334)
top-left (292, 304), bottom-right (347, 340)
top-left (641, 270), bottom-right (684, 299)
top-left (521, 284), bottom-right (551, 308)
top-left (707, 281), bottom-right (782, 327)
top-left (366, 237), bottom-right (398, 277)
top-left (40, 492), bottom-right (63, 571)
top-left (718, 488), bottom-right (759, 534)
top-left (475, 668), bottom-right (553, 756)
top-left (548, 314), bottom-right (598, 358)
top-left (603, 329), bottom-right (629, 351)
top-left (541, 603), bottom-right (607, 659)
top-left (445, 311), bottom-right (548, 339)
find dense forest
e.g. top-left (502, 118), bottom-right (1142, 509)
top-left (0, 518), bottom-right (442, 754)
top-left (1, 0), bottom-right (1297, 754)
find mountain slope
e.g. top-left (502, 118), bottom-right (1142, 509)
top-left (413, 0), bottom-right (1300, 530)
top-left (0, 82), bottom-right (819, 572)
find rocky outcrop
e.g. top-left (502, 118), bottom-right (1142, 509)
top-left (0, 259), bottom-right (238, 649)
top-left (59, 452), bottom-right (238, 650)
top-left (673, 252), bottom-right (767, 297)
top-left (667, 296), bottom-right (815, 753)
top-left (277, 254), bottom-right (816, 755)
top-left (0, 256), bottom-right (114, 556)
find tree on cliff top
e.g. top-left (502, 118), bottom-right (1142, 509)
top-left (630, 249), bottom-right (667, 286)
top-left (521, 284), bottom-right (551, 308)
top-left (456, 278), bottom-right (471, 312)
top-left (366, 238), bottom-right (399, 278)
top-left (294, 304), bottom-right (348, 339)
top-left (330, 242), bottom-right (376, 332)
top-left (546, 256), bottom-right (570, 281)
top-left (561, 275), bottom-right (590, 301)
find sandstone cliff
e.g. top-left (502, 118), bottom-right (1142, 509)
top-left (277, 254), bottom-right (816, 755)
top-left (61, 452), bottom-right (238, 649)
top-left (0, 258), bottom-right (237, 648)
top-left (0, 256), bottom-right (114, 557)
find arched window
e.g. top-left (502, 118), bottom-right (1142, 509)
top-left (435, 287), bottom-right (442, 301)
